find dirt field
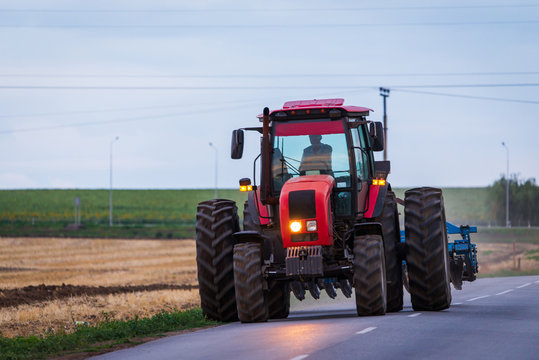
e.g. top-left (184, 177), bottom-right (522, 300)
top-left (0, 238), bottom-right (200, 337)
top-left (0, 237), bottom-right (538, 338)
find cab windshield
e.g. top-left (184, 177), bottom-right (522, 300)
top-left (271, 120), bottom-right (351, 192)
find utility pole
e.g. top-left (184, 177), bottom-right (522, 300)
top-left (501, 142), bottom-right (510, 228)
top-left (209, 142), bottom-right (218, 199)
top-left (109, 136), bottom-right (119, 227)
top-left (379, 87), bottom-right (390, 161)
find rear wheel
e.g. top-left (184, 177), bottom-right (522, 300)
top-left (195, 199), bottom-right (239, 322)
top-left (405, 187), bottom-right (452, 311)
top-left (353, 234), bottom-right (387, 316)
top-left (233, 242), bottom-right (268, 323)
top-left (375, 191), bottom-right (403, 312)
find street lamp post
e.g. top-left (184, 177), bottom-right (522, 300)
top-left (109, 136), bottom-right (119, 227)
top-left (379, 87), bottom-right (390, 161)
top-left (209, 142), bottom-right (218, 199)
top-left (501, 142), bottom-right (510, 228)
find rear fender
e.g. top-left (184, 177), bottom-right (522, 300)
top-left (247, 189), bottom-right (271, 226)
top-left (364, 184), bottom-right (388, 218)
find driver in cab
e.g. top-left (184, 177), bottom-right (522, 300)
top-left (299, 135), bottom-right (333, 175)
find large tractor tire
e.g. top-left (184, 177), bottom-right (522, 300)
top-left (233, 242), bottom-right (268, 323)
top-left (195, 199), bottom-right (240, 322)
top-left (353, 234), bottom-right (387, 316)
top-left (268, 282), bottom-right (290, 319)
top-left (375, 191), bottom-right (404, 312)
top-left (405, 187), bottom-right (452, 311)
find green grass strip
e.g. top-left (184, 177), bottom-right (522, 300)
top-left (478, 268), bottom-right (539, 278)
top-left (0, 308), bottom-right (218, 360)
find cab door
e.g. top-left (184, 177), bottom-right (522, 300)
top-left (351, 126), bottom-right (371, 215)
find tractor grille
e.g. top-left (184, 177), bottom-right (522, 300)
top-left (286, 246), bottom-right (323, 276)
top-left (291, 233), bottom-right (318, 242)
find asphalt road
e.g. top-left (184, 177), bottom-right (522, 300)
top-left (93, 275), bottom-right (539, 360)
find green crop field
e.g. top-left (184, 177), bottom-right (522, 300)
top-left (0, 187), bottom-right (516, 239)
top-left (0, 189), bottom-right (247, 238)
top-left (392, 187), bottom-right (491, 227)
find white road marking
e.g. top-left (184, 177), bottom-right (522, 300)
top-left (517, 283), bottom-right (531, 288)
top-left (452, 302), bottom-right (463, 305)
top-left (356, 326), bottom-right (377, 334)
top-left (290, 355), bottom-right (309, 360)
top-left (535, 280), bottom-right (539, 284)
top-left (466, 295), bottom-right (490, 302)
top-left (496, 289), bottom-right (514, 295)
top-left (408, 313), bottom-right (421, 318)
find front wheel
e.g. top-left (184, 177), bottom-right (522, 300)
top-left (375, 191), bottom-right (403, 312)
top-left (268, 282), bottom-right (290, 319)
top-left (353, 234), bottom-right (387, 316)
top-left (233, 243), bottom-right (268, 323)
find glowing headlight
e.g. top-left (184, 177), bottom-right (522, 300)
top-left (290, 221), bottom-right (302, 233)
top-left (306, 220), bottom-right (317, 232)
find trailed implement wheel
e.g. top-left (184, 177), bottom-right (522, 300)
top-left (233, 242), bottom-right (269, 323)
top-left (405, 187), bottom-right (452, 311)
top-left (195, 199), bottom-right (240, 322)
top-left (375, 191), bottom-right (404, 312)
top-left (353, 234), bottom-right (387, 316)
top-left (268, 282), bottom-right (290, 319)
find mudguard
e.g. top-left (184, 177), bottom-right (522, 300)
top-left (364, 184), bottom-right (388, 218)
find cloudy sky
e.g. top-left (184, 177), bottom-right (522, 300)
top-left (1, 0), bottom-right (538, 189)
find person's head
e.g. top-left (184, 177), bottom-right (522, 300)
top-left (309, 134), bottom-right (322, 145)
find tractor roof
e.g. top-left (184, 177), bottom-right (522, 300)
top-left (257, 98), bottom-right (373, 118)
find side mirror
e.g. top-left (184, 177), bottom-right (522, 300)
top-left (374, 160), bottom-right (390, 179)
top-left (231, 129), bottom-right (244, 159)
top-left (369, 122), bottom-right (384, 152)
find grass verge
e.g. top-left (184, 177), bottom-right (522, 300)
top-left (0, 308), bottom-right (218, 360)
top-left (473, 227), bottom-right (539, 244)
top-left (478, 268), bottom-right (539, 278)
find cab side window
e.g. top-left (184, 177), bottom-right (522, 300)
top-left (351, 128), bottom-right (369, 181)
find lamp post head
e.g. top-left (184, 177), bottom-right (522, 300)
top-left (379, 87), bottom-right (390, 97)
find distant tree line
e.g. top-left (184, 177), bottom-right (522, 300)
top-left (489, 175), bottom-right (539, 227)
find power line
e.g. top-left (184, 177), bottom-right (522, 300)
top-left (0, 98), bottom-right (263, 119)
top-left (1, 71), bottom-right (539, 79)
top-left (1, 5), bottom-right (539, 13)
top-left (0, 103), bottom-right (253, 135)
top-left (393, 88), bottom-right (539, 104)
top-left (1, 20), bottom-right (539, 29)
top-left (1, 83), bottom-right (539, 90)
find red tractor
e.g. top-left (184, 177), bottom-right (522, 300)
top-left (196, 98), bottom-right (452, 322)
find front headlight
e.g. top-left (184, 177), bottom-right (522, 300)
top-left (290, 221), bottom-right (302, 233)
top-left (306, 220), bottom-right (317, 232)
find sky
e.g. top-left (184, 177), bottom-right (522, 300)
top-left (0, 0), bottom-right (538, 189)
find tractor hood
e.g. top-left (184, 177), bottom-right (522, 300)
top-left (279, 175), bottom-right (335, 248)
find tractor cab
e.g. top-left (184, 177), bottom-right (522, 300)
top-left (231, 98), bottom-right (388, 224)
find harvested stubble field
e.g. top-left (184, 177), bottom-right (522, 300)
top-left (0, 237), bottom-right (200, 338)
top-left (1, 232), bottom-right (538, 338)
